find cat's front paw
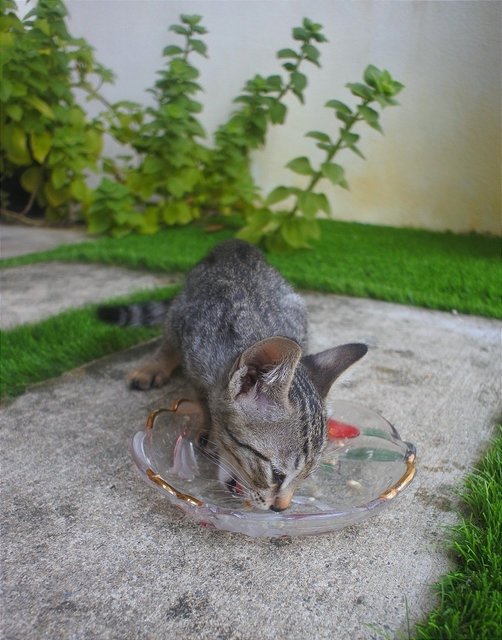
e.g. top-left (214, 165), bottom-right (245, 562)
top-left (127, 363), bottom-right (171, 390)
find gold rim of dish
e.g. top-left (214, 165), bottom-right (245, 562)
top-left (144, 399), bottom-right (417, 511)
top-left (145, 399), bottom-right (203, 507)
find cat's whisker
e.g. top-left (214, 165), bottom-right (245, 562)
top-left (196, 438), bottom-right (246, 476)
top-left (196, 444), bottom-right (255, 493)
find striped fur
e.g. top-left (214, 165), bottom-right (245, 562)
top-left (97, 300), bottom-right (172, 327)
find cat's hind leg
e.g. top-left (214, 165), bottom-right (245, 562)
top-left (128, 339), bottom-right (181, 390)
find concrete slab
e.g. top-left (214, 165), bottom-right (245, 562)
top-left (0, 224), bottom-right (88, 259)
top-left (2, 280), bottom-right (500, 639)
top-left (0, 263), bottom-right (179, 329)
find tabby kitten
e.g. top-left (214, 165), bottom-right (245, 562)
top-left (99, 240), bottom-right (367, 511)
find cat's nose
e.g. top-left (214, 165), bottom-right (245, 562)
top-left (270, 504), bottom-right (286, 512)
top-left (270, 493), bottom-right (293, 511)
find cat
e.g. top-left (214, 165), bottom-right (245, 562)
top-left (98, 239), bottom-right (367, 511)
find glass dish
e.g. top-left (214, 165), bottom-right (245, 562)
top-left (131, 399), bottom-right (416, 537)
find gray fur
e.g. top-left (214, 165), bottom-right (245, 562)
top-left (125, 239), bottom-right (368, 510)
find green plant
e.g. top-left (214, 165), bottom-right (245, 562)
top-left (87, 14), bottom-right (210, 237)
top-left (1, 2), bottom-right (404, 252)
top-left (0, 0), bottom-right (113, 224)
top-left (199, 17), bottom-right (328, 216)
top-left (237, 65), bottom-right (404, 250)
top-left (88, 16), bottom-right (327, 236)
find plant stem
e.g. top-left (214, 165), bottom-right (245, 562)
top-left (276, 53), bottom-right (307, 102)
top-left (183, 31), bottom-right (191, 62)
top-left (0, 208), bottom-right (46, 226)
top-left (290, 101), bottom-right (368, 217)
top-left (76, 81), bottom-right (114, 111)
top-left (0, 182), bottom-right (45, 225)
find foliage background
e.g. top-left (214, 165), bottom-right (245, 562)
top-left (61, 0), bottom-right (500, 235)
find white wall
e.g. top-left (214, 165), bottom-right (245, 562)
top-left (40, 0), bottom-right (501, 234)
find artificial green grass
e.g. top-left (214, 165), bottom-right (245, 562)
top-left (0, 285), bottom-right (178, 400)
top-left (2, 219), bottom-right (501, 319)
top-left (413, 427), bottom-right (502, 640)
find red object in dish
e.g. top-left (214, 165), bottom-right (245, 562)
top-left (327, 418), bottom-right (360, 440)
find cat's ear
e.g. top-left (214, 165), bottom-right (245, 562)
top-left (229, 336), bottom-right (302, 404)
top-left (302, 343), bottom-right (368, 398)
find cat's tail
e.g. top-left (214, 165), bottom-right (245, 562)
top-left (96, 299), bottom-right (172, 327)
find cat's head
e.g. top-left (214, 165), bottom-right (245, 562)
top-left (208, 336), bottom-right (367, 511)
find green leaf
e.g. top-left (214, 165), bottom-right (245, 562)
top-left (286, 156), bottom-right (315, 176)
top-left (346, 83), bottom-right (374, 101)
top-left (190, 39), bottom-right (207, 56)
top-left (358, 105), bottom-right (383, 133)
top-left (265, 186), bottom-right (293, 206)
top-left (170, 24), bottom-right (189, 35)
top-left (374, 94), bottom-right (400, 108)
top-left (67, 107), bottom-right (86, 127)
top-left (280, 217), bottom-right (308, 248)
top-left (236, 209), bottom-right (280, 244)
top-left (163, 45), bottom-right (183, 56)
top-left (51, 166), bottom-right (67, 190)
top-left (302, 43), bottom-right (320, 66)
top-left (291, 71), bottom-right (307, 93)
top-left (181, 14), bottom-right (202, 26)
top-left (0, 32), bottom-right (15, 48)
top-left (0, 78), bottom-right (13, 101)
top-left (70, 178), bottom-right (88, 201)
top-left (321, 162), bottom-right (345, 186)
top-left (292, 27), bottom-right (309, 41)
top-left (142, 156), bottom-right (163, 175)
top-left (30, 131), bottom-right (52, 163)
top-left (2, 123), bottom-right (31, 165)
top-left (297, 191), bottom-right (327, 218)
top-left (87, 214), bottom-right (111, 236)
top-left (165, 169), bottom-right (199, 198)
top-left (300, 191), bottom-right (331, 216)
top-left (341, 131), bottom-right (365, 160)
top-left (165, 103), bottom-right (185, 119)
top-left (390, 80), bottom-right (404, 96)
top-left (84, 129), bottom-right (103, 159)
top-left (137, 207), bottom-right (160, 235)
top-left (325, 100), bottom-right (352, 115)
top-left (266, 75), bottom-right (283, 91)
top-left (341, 131), bottom-right (360, 147)
top-left (279, 217), bottom-right (319, 249)
top-left (5, 104), bottom-right (22, 121)
top-left (192, 24), bottom-right (208, 35)
top-left (303, 18), bottom-right (323, 32)
top-left (10, 82), bottom-right (27, 98)
top-left (43, 182), bottom-right (69, 207)
top-left (236, 225), bottom-right (264, 245)
top-left (306, 130), bottom-right (331, 143)
top-left (20, 167), bottom-right (42, 193)
top-left (161, 201), bottom-right (195, 225)
top-left (25, 95), bottom-right (55, 120)
top-left (269, 101), bottom-right (287, 124)
top-left (277, 48), bottom-right (298, 60)
top-left (316, 192), bottom-right (331, 215)
top-left (363, 64), bottom-right (381, 89)
top-left (34, 18), bottom-right (51, 36)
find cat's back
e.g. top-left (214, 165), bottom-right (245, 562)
top-left (187, 240), bottom-right (289, 298)
top-left (170, 240), bottom-right (308, 382)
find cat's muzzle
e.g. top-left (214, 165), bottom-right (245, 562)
top-left (270, 491), bottom-right (294, 512)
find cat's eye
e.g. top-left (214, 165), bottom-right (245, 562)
top-left (271, 468), bottom-right (286, 486)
